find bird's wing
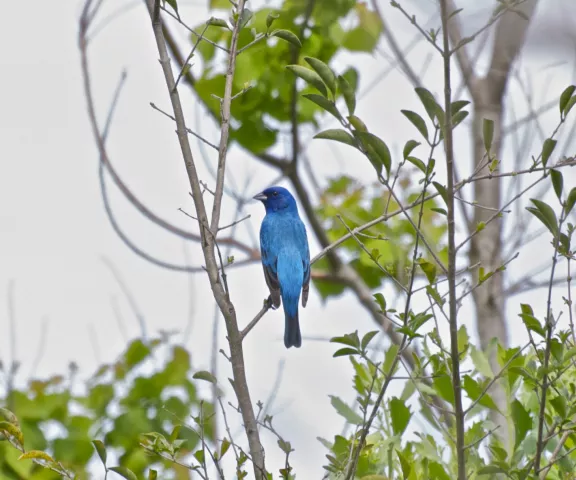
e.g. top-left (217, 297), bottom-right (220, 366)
top-left (295, 218), bottom-right (311, 308)
top-left (260, 219), bottom-right (281, 308)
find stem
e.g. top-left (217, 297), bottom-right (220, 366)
top-left (210, 0), bottom-right (246, 233)
top-left (533, 213), bottom-right (564, 473)
top-left (141, 2), bottom-right (267, 477)
top-left (439, 1), bottom-right (466, 478)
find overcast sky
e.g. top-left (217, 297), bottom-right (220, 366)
top-left (1, 0), bottom-right (575, 477)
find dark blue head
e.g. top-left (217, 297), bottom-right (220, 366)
top-left (253, 186), bottom-right (298, 214)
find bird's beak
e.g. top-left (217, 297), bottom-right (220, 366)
top-left (253, 192), bottom-right (267, 202)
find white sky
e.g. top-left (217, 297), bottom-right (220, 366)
top-left (1, 0), bottom-right (575, 478)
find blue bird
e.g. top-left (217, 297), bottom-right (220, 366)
top-left (254, 186), bottom-right (310, 348)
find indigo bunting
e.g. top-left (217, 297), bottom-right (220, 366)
top-left (254, 186), bottom-right (310, 348)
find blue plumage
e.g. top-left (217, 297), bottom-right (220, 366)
top-left (254, 186), bottom-right (310, 348)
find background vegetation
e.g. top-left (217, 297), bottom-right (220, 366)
top-left (1, 0), bottom-right (576, 479)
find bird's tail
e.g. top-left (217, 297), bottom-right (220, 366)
top-left (284, 310), bottom-right (301, 349)
top-left (277, 254), bottom-right (303, 348)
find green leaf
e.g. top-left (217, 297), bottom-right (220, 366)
top-left (194, 449), bottom-right (205, 464)
top-left (432, 182), bottom-right (448, 205)
top-left (277, 439), bottom-right (293, 454)
top-left (329, 395), bottom-right (363, 425)
top-left (565, 187), bottom-right (576, 215)
top-left (193, 370), bottom-right (217, 384)
top-left (348, 115), bottom-right (368, 132)
top-left (470, 345), bottom-right (493, 378)
top-left (559, 85), bottom-right (576, 116)
top-left (383, 344), bottom-right (399, 376)
top-left (124, 339), bottom-right (151, 370)
top-left (511, 399), bottom-right (532, 450)
top-left (286, 65), bottom-right (327, 97)
top-left (333, 348), bottom-right (359, 357)
top-left (338, 75), bottom-right (356, 115)
top-left (451, 100), bottom-right (469, 114)
top-left (220, 438), bottom-right (231, 458)
top-left (430, 207), bottom-right (446, 216)
top-left (271, 29), bottom-right (302, 47)
top-left (373, 292), bottom-right (386, 312)
top-left (541, 138), bottom-right (557, 167)
top-left (564, 96), bottom-right (576, 119)
top-left (426, 285), bottom-right (445, 306)
top-left (304, 57), bottom-right (337, 97)
top-left (92, 440), bottom-right (107, 467)
top-left (302, 94), bottom-right (341, 120)
top-left (265, 12), bottom-right (279, 30)
top-left (407, 156), bottom-right (426, 173)
top-left (109, 467), bottom-right (138, 480)
top-left (433, 373), bottom-right (455, 406)
top-left (401, 110), bottom-right (428, 140)
top-left (356, 132), bottom-right (392, 177)
top-left (403, 140), bottom-right (420, 159)
top-left (462, 375), bottom-right (498, 411)
top-left (238, 8), bottom-right (253, 29)
top-left (209, 0), bottom-right (229, 7)
top-left (0, 421), bottom-right (24, 446)
top-left (0, 408), bottom-right (18, 425)
top-left (169, 425), bottom-right (181, 443)
top-left (389, 397), bottom-right (412, 435)
top-left (415, 87), bottom-right (439, 122)
top-left (331, 331), bottom-right (360, 348)
top-left (483, 118), bottom-right (494, 152)
top-left (397, 450), bottom-right (412, 479)
top-left (457, 325), bottom-right (469, 354)
top-left (478, 466), bottom-right (508, 475)
top-left (550, 396), bottom-right (567, 418)
top-left (166, 0), bottom-right (179, 16)
top-left (148, 470), bottom-right (158, 480)
top-left (342, 4), bottom-right (382, 52)
top-left (18, 450), bottom-right (55, 463)
top-left (452, 110), bottom-right (468, 128)
top-left (361, 331), bottom-right (379, 350)
top-left (550, 169), bottom-right (563, 200)
top-left (417, 258), bottom-right (437, 284)
top-left (207, 17), bottom-right (229, 28)
top-left (519, 313), bottom-right (545, 337)
top-left (527, 198), bottom-right (559, 238)
top-left (314, 129), bottom-right (356, 148)
top-left (520, 303), bottom-right (534, 315)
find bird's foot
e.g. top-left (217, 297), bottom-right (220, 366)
top-left (265, 296), bottom-right (278, 310)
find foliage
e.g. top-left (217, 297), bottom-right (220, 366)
top-left (4, 0), bottom-right (576, 479)
top-left (324, 327), bottom-right (576, 479)
top-left (0, 336), bottom-right (214, 479)
top-left (193, 0), bottom-right (380, 153)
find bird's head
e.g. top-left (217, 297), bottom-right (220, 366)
top-left (253, 186), bottom-right (298, 214)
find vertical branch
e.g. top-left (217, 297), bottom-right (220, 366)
top-left (210, 0), bottom-right (247, 233)
top-left (91, 2), bottom-right (265, 477)
top-left (446, 0), bottom-right (539, 445)
top-left (439, 2), bottom-right (466, 478)
top-left (533, 210), bottom-right (565, 473)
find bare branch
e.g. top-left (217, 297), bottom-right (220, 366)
top-left (372, 0), bottom-right (422, 88)
top-left (210, 0), bottom-right (247, 233)
top-left (445, 0), bottom-right (476, 90)
top-left (439, 2), bottom-right (466, 478)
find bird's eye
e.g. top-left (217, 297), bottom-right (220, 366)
top-left (273, 191), bottom-right (278, 196)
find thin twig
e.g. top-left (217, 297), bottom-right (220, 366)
top-left (150, 102), bottom-right (219, 150)
top-left (210, 0), bottom-right (247, 232)
top-left (439, 2), bottom-right (466, 478)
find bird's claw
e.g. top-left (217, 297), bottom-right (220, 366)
top-left (265, 296), bottom-right (278, 310)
